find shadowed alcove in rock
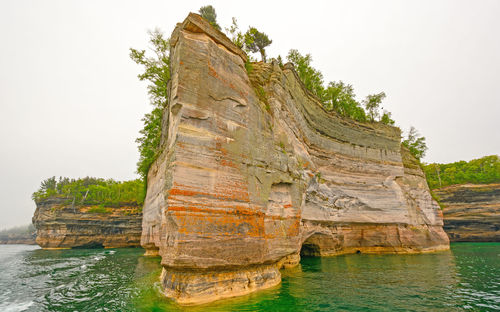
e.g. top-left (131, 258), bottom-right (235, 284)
top-left (300, 233), bottom-right (340, 257)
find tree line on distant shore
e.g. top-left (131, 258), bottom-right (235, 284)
top-left (423, 155), bottom-right (500, 189)
top-left (0, 224), bottom-right (35, 236)
top-left (32, 176), bottom-right (144, 207)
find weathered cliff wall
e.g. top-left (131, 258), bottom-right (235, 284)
top-left (141, 13), bottom-right (449, 304)
top-left (33, 197), bottom-right (142, 248)
top-left (435, 183), bottom-right (500, 241)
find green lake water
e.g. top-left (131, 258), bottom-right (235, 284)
top-left (0, 243), bottom-right (499, 311)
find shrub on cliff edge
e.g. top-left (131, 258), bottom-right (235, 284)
top-left (402, 126), bottom-right (427, 160)
top-left (199, 5), bottom-right (221, 30)
top-left (245, 27), bottom-right (272, 62)
top-left (286, 49), bottom-right (395, 125)
top-left (130, 29), bottom-right (170, 189)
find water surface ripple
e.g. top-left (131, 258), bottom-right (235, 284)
top-left (0, 243), bottom-right (498, 311)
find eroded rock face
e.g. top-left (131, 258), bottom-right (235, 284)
top-left (435, 183), bottom-right (500, 241)
top-left (33, 197), bottom-right (142, 248)
top-left (141, 13), bottom-right (449, 304)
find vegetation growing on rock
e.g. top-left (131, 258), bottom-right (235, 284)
top-left (286, 49), bottom-right (326, 102)
top-left (130, 29), bottom-right (170, 188)
top-left (286, 49), bottom-right (428, 161)
top-left (244, 27), bottom-right (272, 62)
top-left (141, 12), bottom-right (450, 303)
top-left (285, 49), bottom-right (395, 126)
top-left (32, 177), bottom-right (144, 207)
top-left (131, 5), bottom-right (427, 189)
top-left (323, 81), bottom-right (367, 122)
top-left (199, 5), bottom-right (221, 30)
top-left (402, 126), bottom-right (428, 160)
top-left (424, 155), bottom-right (500, 189)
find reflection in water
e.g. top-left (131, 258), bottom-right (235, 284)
top-left (0, 243), bottom-right (499, 311)
top-left (290, 251), bottom-right (463, 311)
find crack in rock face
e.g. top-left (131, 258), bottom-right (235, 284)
top-left (140, 13), bottom-right (450, 305)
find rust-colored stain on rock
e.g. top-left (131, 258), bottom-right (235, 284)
top-left (141, 13), bottom-right (450, 305)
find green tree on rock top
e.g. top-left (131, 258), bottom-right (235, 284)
top-left (323, 81), bottom-right (367, 122)
top-left (199, 5), bottom-right (221, 30)
top-left (130, 29), bottom-right (170, 183)
top-left (380, 110), bottom-right (395, 125)
top-left (286, 49), bottom-right (325, 99)
top-left (225, 17), bottom-right (244, 48)
top-left (363, 92), bottom-right (386, 122)
top-left (245, 27), bottom-right (272, 62)
top-left (402, 126), bottom-right (427, 160)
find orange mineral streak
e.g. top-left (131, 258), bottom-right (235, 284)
top-left (139, 13), bottom-right (450, 305)
top-left (167, 193), bottom-right (300, 238)
top-left (287, 219), bottom-right (301, 236)
top-left (167, 205), bottom-right (263, 217)
top-left (169, 185), bottom-right (250, 202)
top-left (208, 64), bottom-right (218, 78)
top-left (169, 208), bottom-right (265, 237)
top-left (207, 63), bottom-right (248, 99)
top-left (220, 158), bottom-right (238, 168)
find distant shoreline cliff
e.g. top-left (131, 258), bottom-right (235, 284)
top-left (32, 197), bottom-right (142, 249)
top-left (0, 231), bottom-right (36, 245)
top-left (31, 177), bottom-right (143, 249)
top-left (435, 183), bottom-right (500, 242)
top-left (423, 156), bottom-right (499, 242)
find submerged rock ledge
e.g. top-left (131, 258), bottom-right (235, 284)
top-left (141, 13), bottom-right (449, 304)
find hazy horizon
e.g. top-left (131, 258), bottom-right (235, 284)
top-left (1, 0), bottom-right (499, 229)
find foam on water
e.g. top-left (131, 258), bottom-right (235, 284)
top-left (0, 301), bottom-right (34, 312)
top-left (0, 243), bottom-right (498, 311)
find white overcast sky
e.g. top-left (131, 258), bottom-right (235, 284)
top-left (0, 0), bottom-right (499, 229)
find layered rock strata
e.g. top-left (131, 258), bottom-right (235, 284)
top-left (33, 197), bottom-right (142, 248)
top-left (141, 13), bottom-right (449, 304)
top-left (435, 183), bottom-right (500, 241)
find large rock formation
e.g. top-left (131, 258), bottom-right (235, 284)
top-left (435, 183), bottom-right (500, 241)
top-left (141, 13), bottom-right (449, 304)
top-left (33, 197), bottom-right (142, 248)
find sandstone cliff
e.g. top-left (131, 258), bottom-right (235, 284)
top-left (141, 13), bottom-right (449, 304)
top-left (434, 183), bottom-right (500, 241)
top-left (33, 197), bottom-right (142, 248)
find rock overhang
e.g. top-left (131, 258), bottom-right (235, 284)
top-left (140, 13), bottom-right (450, 305)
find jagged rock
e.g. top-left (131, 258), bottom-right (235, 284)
top-left (141, 13), bottom-right (449, 304)
top-left (435, 183), bottom-right (500, 241)
top-left (33, 197), bottom-right (142, 248)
